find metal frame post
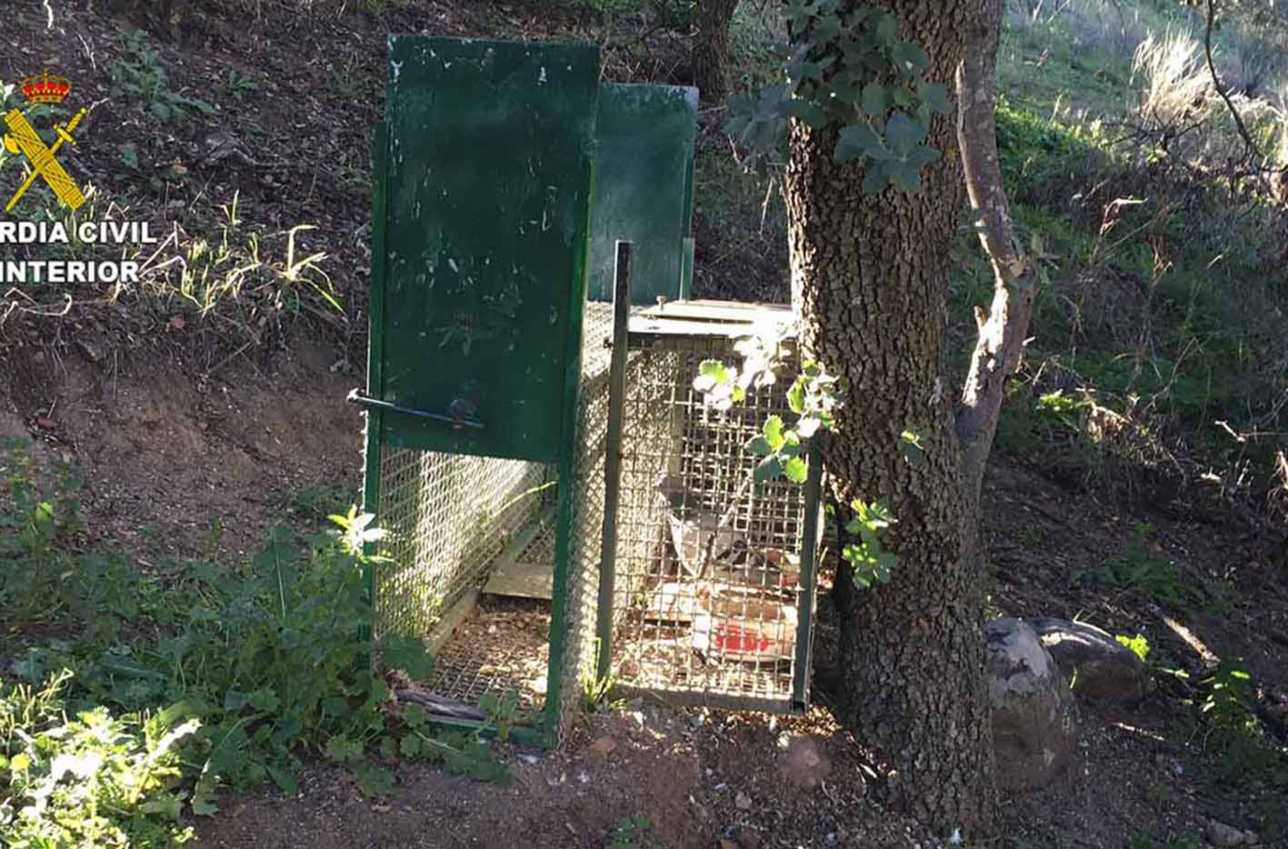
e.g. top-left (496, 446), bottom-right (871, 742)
top-left (595, 241), bottom-right (633, 680)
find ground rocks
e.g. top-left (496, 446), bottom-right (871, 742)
top-left (985, 617), bottom-right (1077, 791)
top-left (1029, 617), bottom-right (1149, 703)
top-left (778, 735), bottom-right (832, 789)
top-left (587, 735), bottom-right (618, 758)
top-left (1205, 819), bottom-right (1259, 846)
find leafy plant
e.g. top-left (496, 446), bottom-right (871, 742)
top-left (725, 0), bottom-right (952, 191)
top-left (222, 69), bottom-right (259, 100)
top-left (0, 452), bottom-right (511, 836)
top-left (840, 499), bottom-right (898, 588)
top-left (1115, 632), bottom-right (1152, 663)
top-left (693, 327), bottom-right (898, 585)
top-left (110, 29), bottom-right (214, 123)
top-left (1080, 523), bottom-right (1201, 610)
top-left (579, 669), bottom-right (623, 714)
top-left (608, 815), bottom-right (660, 849)
top-left (0, 673), bottom-right (199, 847)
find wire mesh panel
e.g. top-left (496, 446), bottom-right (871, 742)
top-left (557, 301), bottom-right (616, 735)
top-left (372, 449), bottom-right (548, 692)
top-left (601, 306), bottom-right (819, 712)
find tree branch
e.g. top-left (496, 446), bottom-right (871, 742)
top-left (953, 0), bottom-right (1039, 499)
top-left (1203, 0), bottom-right (1264, 164)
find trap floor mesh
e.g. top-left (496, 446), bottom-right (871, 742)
top-left (426, 596), bottom-right (551, 712)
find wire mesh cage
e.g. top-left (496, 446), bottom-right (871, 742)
top-left (365, 301), bottom-right (621, 736)
top-left (372, 447), bottom-right (553, 713)
top-left (360, 35), bottom-right (816, 738)
top-left (591, 302), bottom-right (822, 713)
top-left (364, 298), bottom-right (821, 732)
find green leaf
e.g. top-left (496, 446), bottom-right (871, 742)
top-left (875, 12), bottom-right (898, 44)
top-left (862, 161), bottom-right (891, 195)
top-left (860, 82), bottom-right (886, 117)
top-left (783, 456), bottom-right (809, 484)
top-left (266, 763), bottom-right (299, 795)
top-left (885, 112), bottom-right (926, 156)
top-left (400, 733), bottom-right (423, 758)
top-left (898, 429), bottom-right (926, 467)
top-left (763, 415), bottom-right (787, 452)
top-left (355, 763), bottom-right (395, 797)
top-left (834, 123), bottom-right (884, 164)
top-left (754, 456), bottom-right (784, 482)
top-left (747, 435), bottom-right (774, 456)
top-left (786, 96), bottom-right (828, 129)
top-left (249, 688), bottom-right (280, 712)
top-left (381, 634), bottom-right (434, 679)
top-left (787, 378), bottom-right (806, 415)
top-left (379, 736), bottom-right (398, 760)
top-left (813, 10), bottom-right (844, 42)
top-left (700, 359), bottom-right (730, 384)
top-left (402, 704), bottom-right (430, 729)
top-left (223, 689), bottom-right (250, 712)
top-left (889, 161), bottom-right (922, 193)
top-left (324, 734), bottom-right (364, 765)
top-left (919, 81), bottom-right (950, 114)
top-left (891, 41), bottom-right (930, 74)
top-left (905, 145), bottom-right (942, 170)
top-left (191, 794), bottom-right (219, 817)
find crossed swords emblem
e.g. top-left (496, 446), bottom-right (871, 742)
top-left (3, 106), bottom-right (88, 214)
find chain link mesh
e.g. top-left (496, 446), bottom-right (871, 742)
top-left (373, 448), bottom-right (547, 647)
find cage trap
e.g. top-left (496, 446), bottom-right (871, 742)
top-left (354, 36), bottom-right (821, 742)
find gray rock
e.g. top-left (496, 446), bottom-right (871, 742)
top-left (778, 735), bottom-right (832, 789)
top-left (985, 617), bottom-right (1077, 792)
top-left (1029, 617), bottom-right (1149, 703)
top-left (1205, 819), bottom-right (1258, 847)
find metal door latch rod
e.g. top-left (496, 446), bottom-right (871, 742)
top-left (346, 389), bottom-right (485, 430)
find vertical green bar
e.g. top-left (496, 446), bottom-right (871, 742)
top-left (595, 242), bottom-right (633, 680)
top-left (791, 441), bottom-right (824, 708)
top-left (358, 122), bottom-right (391, 643)
top-left (542, 147), bottom-right (597, 742)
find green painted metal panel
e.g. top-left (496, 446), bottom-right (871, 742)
top-left (589, 84), bottom-right (698, 304)
top-left (377, 37), bottom-right (600, 462)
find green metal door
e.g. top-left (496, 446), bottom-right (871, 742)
top-left (589, 84), bottom-right (698, 304)
top-left (371, 37), bottom-right (601, 463)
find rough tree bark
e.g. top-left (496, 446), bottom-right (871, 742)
top-left (691, 0), bottom-right (742, 103)
top-left (783, 0), bottom-right (1032, 834)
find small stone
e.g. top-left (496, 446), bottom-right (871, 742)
top-left (735, 791), bottom-right (752, 810)
top-left (587, 735), bottom-right (617, 757)
top-left (779, 735), bottom-right (832, 789)
top-left (1206, 819), bottom-right (1251, 847)
top-left (734, 827), bottom-right (762, 849)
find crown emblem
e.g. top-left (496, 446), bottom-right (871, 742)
top-left (20, 71), bottom-right (72, 105)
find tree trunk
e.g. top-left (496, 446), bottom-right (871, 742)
top-left (956, 0), bottom-right (1038, 500)
top-left (783, 0), bottom-right (997, 833)
top-left (691, 0), bottom-right (741, 103)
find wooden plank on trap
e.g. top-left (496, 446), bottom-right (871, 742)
top-left (483, 510), bottom-right (556, 600)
